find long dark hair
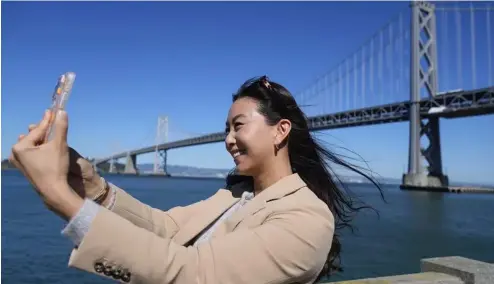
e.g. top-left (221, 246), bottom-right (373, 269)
top-left (225, 76), bottom-right (385, 281)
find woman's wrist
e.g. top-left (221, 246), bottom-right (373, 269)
top-left (92, 177), bottom-right (110, 204)
top-left (52, 182), bottom-right (85, 221)
top-left (94, 177), bottom-right (115, 209)
top-left (100, 185), bottom-right (115, 209)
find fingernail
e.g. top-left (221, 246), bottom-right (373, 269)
top-left (57, 110), bottom-right (67, 118)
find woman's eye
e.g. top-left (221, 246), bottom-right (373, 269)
top-left (234, 123), bottom-right (242, 131)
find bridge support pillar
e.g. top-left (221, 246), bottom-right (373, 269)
top-left (152, 150), bottom-right (168, 175)
top-left (421, 117), bottom-right (448, 185)
top-left (124, 153), bottom-right (138, 174)
top-left (402, 1), bottom-right (448, 188)
top-left (160, 150), bottom-right (168, 175)
top-left (109, 159), bottom-right (116, 173)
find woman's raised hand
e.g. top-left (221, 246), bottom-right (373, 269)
top-left (9, 110), bottom-right (83, 220)
top-left (66, 147), bottom-right (110, 204)
top-left (15, 114), bottom-right (109, 205)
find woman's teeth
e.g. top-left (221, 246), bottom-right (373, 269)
top-left (233, 150), bottom-right (244, 158)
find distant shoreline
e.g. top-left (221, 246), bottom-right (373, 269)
top-left (2, 168), bottom-right (492, 188)
top-left (1, 168), bottom-right (225, 181)
top-left (101, 172), bottom-right (226, 181)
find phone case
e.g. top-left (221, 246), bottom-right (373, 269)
top-left (46, 72), bottom-right (76, 141)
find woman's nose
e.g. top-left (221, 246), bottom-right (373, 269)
top-left (225, 131), bottom-right (235, 148)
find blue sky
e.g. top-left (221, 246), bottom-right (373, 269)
top-left (2, 1), bottom-right (493, 185)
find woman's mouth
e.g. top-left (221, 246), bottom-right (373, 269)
top-left (232, 149), bottom-right (246, 158)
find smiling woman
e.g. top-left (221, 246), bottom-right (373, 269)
top-left (10, 75), bottom-right (383, 284)
top-left (223, 76), bottom-right (384, 280)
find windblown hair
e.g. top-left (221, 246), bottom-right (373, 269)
top-left (225, 76), bottom-right (384, 281)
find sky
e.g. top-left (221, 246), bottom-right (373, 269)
top-left (2, 1), bottom-right (493, 185)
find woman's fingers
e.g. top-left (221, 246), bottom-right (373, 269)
top-left (22, 110), bottom-right (51, 147)
top-left (52, 110), bottom-right (69, 147)
top-left (28, 124), bottom-right (37, 132)
top-left (16, 124), bottom-right (38, 142)
top-left (17, 121), bottom-right (44, 143)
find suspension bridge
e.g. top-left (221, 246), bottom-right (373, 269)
top-left (93, 2), bottom-right (494, 190)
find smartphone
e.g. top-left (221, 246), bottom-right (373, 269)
top-left (45, 72), bottom-right (76, 141)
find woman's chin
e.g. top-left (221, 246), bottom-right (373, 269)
top-left (235, 163), bottom-right (252, 176)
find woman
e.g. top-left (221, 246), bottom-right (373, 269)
top-left (10, 76), bottom-right (382, 284)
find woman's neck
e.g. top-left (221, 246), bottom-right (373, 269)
top-left (253, 158), bottom-right (293, 195)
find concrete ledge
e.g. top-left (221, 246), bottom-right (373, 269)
top-left (421, 256), bottom-right (494, 284)
top-left (328, 272), bottom-right (462, 283)
top-left (399, 184), bottom-right (494, 194)
top-left (324, 256), bottom-right (493, 284)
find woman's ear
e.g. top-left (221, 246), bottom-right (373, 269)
top-left (274, 119), bottom-right (291, 147)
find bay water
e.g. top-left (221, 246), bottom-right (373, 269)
top-left (2, 170), bottom-right (493, 283)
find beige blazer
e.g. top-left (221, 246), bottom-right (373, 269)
top-left (67, 173), bottom-right (335, 284)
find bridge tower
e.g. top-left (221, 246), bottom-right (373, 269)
top-left (403, 1), bottom-right (448, 188)
top-left (154, 116), bottom-right (169, 174)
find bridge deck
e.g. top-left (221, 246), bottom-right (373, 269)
top-left (95, 87), bottom-right (493, 165)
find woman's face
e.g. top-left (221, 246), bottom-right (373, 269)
top-left (225, 97), bottom-right (276, 176)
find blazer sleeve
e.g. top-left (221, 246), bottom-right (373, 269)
top-left (67, 203), bottom-right (335, 284)
top-left (107, 183), bottom-right (204, 239)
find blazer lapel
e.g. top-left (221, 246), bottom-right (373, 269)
top-left (214, 196), bottom-right (266, 236)
top-left (220, 173), bottom-right (307, 233)
top-left (172, 189), bottom-right (239, 246)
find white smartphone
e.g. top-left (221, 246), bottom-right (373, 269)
top-left (45, 72), bottom-right (76, 141)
